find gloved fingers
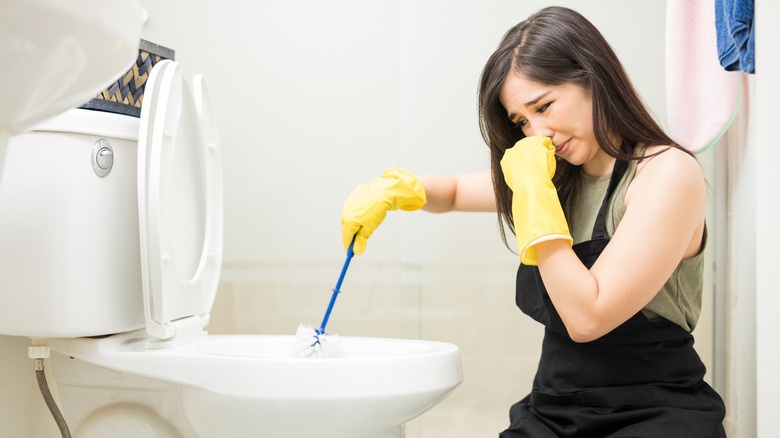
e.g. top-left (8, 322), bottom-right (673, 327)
top-left (354, 227), bottom-right (373, 255)
top-left (341, 214), bottom-right (382, 255)
top-left (380, 168), bottom-right (427, 211)
top-left (340, 168), bottom-right (425, 256)
top-left (501, 136), bottom-right (557, 187)
top-left (343, 225), bottom-right (373, 256)
top-left (342, 221), bottom-right (363, 253)
top-left (517, 135), bottom-right (555, 151)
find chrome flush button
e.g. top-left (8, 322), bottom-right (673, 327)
top-left (92, 139), bottom-right (114, 177)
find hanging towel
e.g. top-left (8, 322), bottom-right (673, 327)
top-left (665, 0), bottom-right (742, 153)
top-left (715, 0), bottom-right (755, 74)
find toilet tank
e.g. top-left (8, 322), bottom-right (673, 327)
top-left (0, 109), bottom-right (146, 337)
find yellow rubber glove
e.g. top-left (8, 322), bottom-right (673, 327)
top-left (341, 168), bottom-right (427, 255)
top-left (500, 136), bottom-right (572, 265)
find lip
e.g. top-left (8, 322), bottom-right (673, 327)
top-left (555, 139), bottom-right (571, 155)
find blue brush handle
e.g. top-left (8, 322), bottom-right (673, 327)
top-left (316, 236), bottom-right (356, 335)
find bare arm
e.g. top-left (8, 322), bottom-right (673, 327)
top-left (534, 147), bottom-right (707, 342)
top-left (418, 171), bottom-right (496, 213)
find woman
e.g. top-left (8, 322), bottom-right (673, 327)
top-left (340, 6), bottom-right (726, 437)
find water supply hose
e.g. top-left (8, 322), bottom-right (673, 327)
top-left (30, 344), bottom-right (71, 438)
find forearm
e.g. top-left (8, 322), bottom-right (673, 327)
top-left (418, 174), bottom-right (457, 212)
top-left (535, 236), bottom-right (672, 343)
top-left (419, 171), bottom-right (496, 213)
top-left (534, 240), bottom-right (604, 343)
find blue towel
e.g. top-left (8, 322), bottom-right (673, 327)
top-left (715, 0), bottom-right (755, 74)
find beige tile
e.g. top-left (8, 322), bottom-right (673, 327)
top-left (206, 282), bottom-right (235, 334)
top-left (417, 278), bottom-right (544, 435)
top-left (208, 278), bottom-right (406, 338)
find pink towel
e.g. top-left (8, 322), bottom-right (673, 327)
top-left (665, 1), bottom-right (742, 152)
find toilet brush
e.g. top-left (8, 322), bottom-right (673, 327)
top-left (293, 236), bottom-right (356, 358)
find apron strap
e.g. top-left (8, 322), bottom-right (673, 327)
top-left (590, 141), bottom-right (636, 241)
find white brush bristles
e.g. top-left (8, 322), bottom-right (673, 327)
top-left (293, 323), bottom-right (341, 358)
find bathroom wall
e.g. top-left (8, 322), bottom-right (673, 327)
top-left (0, 1), bottom-right (723, 437)
top-left (754, 3), bottom-right (780, 434)
top-left (735, 1), bottom-right (780, 436)
top-left (135, 1), bottom-right (707, 436)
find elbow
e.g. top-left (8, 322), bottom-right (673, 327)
top-left (567, 330), bottom-right (600, 344)
top-left (564, 320), bottom-right (607, 343)
top-left (569, 332), bottom-right (600, 344)
top-left (558, 280), bottom-right (610, 343)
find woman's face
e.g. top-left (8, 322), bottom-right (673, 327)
top-left (499, 72), bottom-right (612, 176)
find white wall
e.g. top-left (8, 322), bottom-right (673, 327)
top-left (710, 2), bottom-right (780, 437)
top-left (753, 1), bottom-right (780, 436)
top-left (135, 0), bottom-right (668, 267)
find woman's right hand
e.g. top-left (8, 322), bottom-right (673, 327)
top-left (340, 168), bottom-right (426, 255)
top-left (500, 136), bottom-right (571, 265)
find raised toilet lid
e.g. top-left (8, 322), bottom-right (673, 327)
top-left (137, 60), bottom-right (223, 342)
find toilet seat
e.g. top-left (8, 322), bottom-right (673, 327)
top-left (137, 60), bottom-right (223, 345)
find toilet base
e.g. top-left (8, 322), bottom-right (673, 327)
top-left (72, 402), bottom-right (406, 438)
top-left (50, 351), bottom-right (440, 438)
top-left (75, 403), bottom-right (183, 438)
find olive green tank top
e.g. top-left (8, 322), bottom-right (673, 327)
top-left (567, 145), bottom-right (705, 332)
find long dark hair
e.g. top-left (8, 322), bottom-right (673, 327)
top-left (478, 6), bottom-right (689, 248)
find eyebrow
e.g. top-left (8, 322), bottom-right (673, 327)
top-left (507, 90), bottom-right (552, 122)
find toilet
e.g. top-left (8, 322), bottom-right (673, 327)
top-left (0, 56), bottom-right (462, 437)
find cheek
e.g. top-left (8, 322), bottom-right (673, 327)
top-left (570, 105), bottom-right (593, 135)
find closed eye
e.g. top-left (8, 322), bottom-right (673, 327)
top-left (513, 102), bottom-right (550, 129)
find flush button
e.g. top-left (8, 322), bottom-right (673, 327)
top-left (97, 148), bottom-right (113, 168)
top-left (92, 139), bottom-right (114, 177)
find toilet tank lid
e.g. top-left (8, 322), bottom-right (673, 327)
top-left (28, 108), bottom-right (140, 141)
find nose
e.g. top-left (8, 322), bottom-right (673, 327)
top-left (522, 118), bottom-right (554, 138)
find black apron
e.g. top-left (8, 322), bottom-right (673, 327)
top-left (500, 153), bottom-right (726, 438)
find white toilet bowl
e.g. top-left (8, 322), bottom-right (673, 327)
top-left (0, 52), bottom-right (462, 437)
top-left (49, 333), bottom-right (461, 438)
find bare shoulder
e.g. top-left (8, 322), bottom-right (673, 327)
top-left (629, 145), bottom-right (705, 199)
top-left (637, 144), bottom-right (701, 172)
top-left (612, 144), bottom-right (707, 279)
